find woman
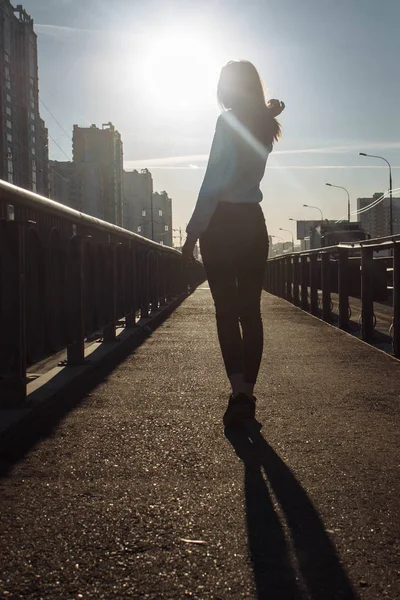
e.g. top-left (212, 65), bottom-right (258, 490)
top-left (182, 60), bottom-right (285, 427)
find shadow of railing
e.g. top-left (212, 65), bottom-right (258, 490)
top-left (226, 421), bottom-right (358, 600)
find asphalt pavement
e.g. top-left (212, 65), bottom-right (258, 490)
top-left (0, 287), bottom-right (399, 599)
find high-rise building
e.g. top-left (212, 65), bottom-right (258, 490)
top-left (357, 192), bottom-right (400, 239)
top-left (123, 168), bottom-right (153, 233)
top-left (152, 191), bottom-right (173, 246)
top-left (72, 123), bottom-right (123, 225)
top-left (123, 171), bottom-right (173, 246)
top-left (49, 160), bottom-right (103, 216)
top-left (0, 1), bottom-right (49, 195)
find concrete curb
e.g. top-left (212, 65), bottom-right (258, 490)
top-left (0, 294), bottom-right (188, 454)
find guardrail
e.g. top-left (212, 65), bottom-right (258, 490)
top-left (0, 180), bottom-right (205, 404)
top-left (264, 236), bottom-right (400, 358)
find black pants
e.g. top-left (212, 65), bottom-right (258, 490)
top-left (200, 202), bottom-right (269, 384)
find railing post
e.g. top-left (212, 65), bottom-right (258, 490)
top-left (285, 255), bottom-right (292, 302)
top-left (275, 260), bottom-right (280, 297)
top-left (151, 252), bottom-right (160, 312)
top-left (309, 253), bottom-right (319, 315)
top-left (141, 249), bottom-right (150, 318)
top-left (361, 246), bottom-right (374, 343)
top-left (271, 260), bottom-right (277, 295)
top-left (276, 258), bottom-right (282, 298)
top-left (159, 254), bottom-right (167, 306)
top-left (125, 245), bottom-right (135, 329)
top-left (0, 220), bottom-right (26, 404)
top-left (393, 243), bottom-right (400, 358)
top-left (300, 255), bottom-right (309, 310)
top-left (67, 235), bottom-right (86, 364)
top-left (321, 251), bottom-right (331, 322)
top-left (264, 260), bottom-right (269, 292)
top-left (338, 248), bottom-right (349, 330)
top-left (268, 260), bottom-right (272, 293)
top-left (292, 254), bottom-right (300, 306)
top-left (103, 243), bottom-right (117, 342)
top-left (133, 243), bottom-right (142, 319)
top-left (125, 243), bottom-right (135, 328)
top-left (273, 259), bottom-right (278, 296)
top-left (165, 256), bottom-right (172, 302)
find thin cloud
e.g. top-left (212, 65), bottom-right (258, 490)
top-left (35, 23), bottom-right (145, 41)
top-left (35, 24), bottom-right (99, 36)
top-left (124, 162), bottom-right (400, 172)
top-left (124, 155), bottom-right (208, 170)
top-left (125, 140), bottom-right (400, 171)
top-left (124, 165), bottom-right (206, 170)
top-left (273, 141), bottom-right (400, 156)
top-left (268, 165), bottom-right (400, 169)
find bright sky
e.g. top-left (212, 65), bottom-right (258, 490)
top-left (23, 0), bottom-right (400, 242)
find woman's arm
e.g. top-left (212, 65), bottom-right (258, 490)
top-left (185, 114), bottom-right (231, 242)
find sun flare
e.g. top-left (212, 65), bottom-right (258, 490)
top-left (138, 30), bottom-right (222, 111)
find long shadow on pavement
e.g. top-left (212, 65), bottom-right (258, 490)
top-left (225, 421), bottom-right (358, 600)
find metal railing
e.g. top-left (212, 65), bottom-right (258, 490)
top-left (0, 180), bottom-right (205, 404)
top-left (264, 236), bottom-right (400, 358)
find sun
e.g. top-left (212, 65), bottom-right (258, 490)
top-left (138, 30), bottom-right (222, 112)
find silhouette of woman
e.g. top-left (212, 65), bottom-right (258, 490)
top-left (182, 60), bottom-right (285, 427)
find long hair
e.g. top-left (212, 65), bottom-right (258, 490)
top-left (217, 60), bottom-right (281, 145)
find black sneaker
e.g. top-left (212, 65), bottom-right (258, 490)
top-left (223, 393), bottom-right (256, 427)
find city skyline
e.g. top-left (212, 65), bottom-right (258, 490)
top-left (10, 0), bottom-right (400, 241)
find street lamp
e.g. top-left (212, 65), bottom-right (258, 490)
top-left (303, 204), bottom-right (323, 221)
top-left (326, 183), bottom-right (351, 223)
top-left (279, 227), bottom-right (294, 251)
top-left (359, 152), bottom-right (393, 236)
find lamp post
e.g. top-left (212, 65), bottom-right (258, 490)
top-left (288, 217), bottom-right (298, 236)
top-left (326, 183), bottom-right (351, 223)
top-left (359, 152), bottom-right (393, 236)
top-left (303, 204), bottom-right (323, 221)
top-left (279, 227), bottom-right (294, 251)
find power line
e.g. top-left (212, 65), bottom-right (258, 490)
top-left (356, 193), bottom-right (387, 214)
top-left (335, 194), bottom-right (384, 223)
top-left (354, 188), bottom-right (400, 215)
top-left (6, 127), bottom-right (70, 186)
top-left (39, 97), bottom-right (72, 142)
top-left (335, 188), bottom-right (400, 224)
top-left (47, 132), bottom-right (71, 162)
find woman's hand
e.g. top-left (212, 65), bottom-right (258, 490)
top-left (267, 99), bottom-right (285, 117)
top-left (182, 236), bottom-right (197, 266)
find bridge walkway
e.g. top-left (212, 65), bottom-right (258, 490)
top-left (0, 288), bottom-right (399, 599)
